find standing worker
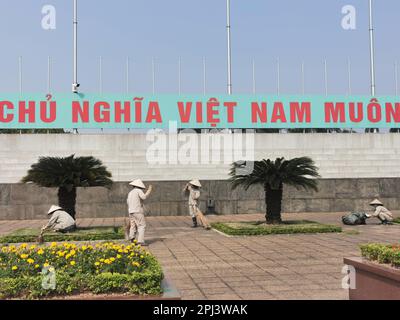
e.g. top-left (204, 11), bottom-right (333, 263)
top-left (127, 179), bottom-right (153, 245)
top-left (183, 180), bottom-right (211, 230)
top-left (367, 199), bottom-right (394, 225)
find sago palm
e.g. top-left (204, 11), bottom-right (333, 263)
top-left (229, 157), bottom-right (320, 224)
top-left (21, 155), bottom-right (113, 219)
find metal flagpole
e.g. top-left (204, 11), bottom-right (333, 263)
top-left (18, 56), bottom-right (22, 95)
top-left (395, 61), bottom-right (398, 96)
top-left (99, 56), bottom-right (103, 95)
top-left (277, 58), bottom-right (280, 95)
top-left (301, 61), bottom-right (305, 95)
top-left (203, 57), bottom-right (206, 95)
top-left (252, 59), bottom-right (256, 94)
top-left (47, 56), bottom-right (52, 93)
top-left (226, 0), bottom-right (232, 95)
top-left (126, 57), bottom-right (130, 94)
top-left (324, 59), bottom-right (328, 96)
top-left (152, 57), bottom-right (155, 95)
top-left (347, 58), bottom-right (352, 95)
top-left (178, 57), bottom-right (181, 95)
top-left (368, 0), bottom-right (376, 96)
top-left (72, 0), bottom-right (79, 93)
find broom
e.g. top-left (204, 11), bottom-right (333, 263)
top-left (37, 230), bottom-right (45, 244)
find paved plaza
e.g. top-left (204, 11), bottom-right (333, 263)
top-left (0, 212), bottom-right (399, 300)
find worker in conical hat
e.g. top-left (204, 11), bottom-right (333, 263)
top-left (39, 205), bottom-right (76, 240)
top-left (127, 179), bottom-right (153, 245)
top-left (366, 199), bottom-right (394, 225)
top-left (183, 180), bottom-right (211, 230)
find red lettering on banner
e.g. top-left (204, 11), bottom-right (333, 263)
top-left (18, 101), bottom-right (35, 123)
top-left (0, 101), bottom-right (14, 122)
top-left (146, 102), bottom-right (162, 123)
top-left (72, 101), bottom-right (89, 123)
top-left (271, 102), bottom-right (287, 123)
top-left (40, 101), bottom-right (56, 123)
top-left (325, 102), bottom-right (345, 123)
top-left (251, 102), bottom-right (267, 123)
top-left (290, 102), bottom-right (311, 123)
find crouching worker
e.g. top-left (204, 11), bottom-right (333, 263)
top-left (127, 179), bottom-right (153, 246)
top-left (41, 205), bottom-right (76, 234)
top-left (183, 180), bottom-right (211, 230)
top-left (367, 199), bottom-right (394, 225)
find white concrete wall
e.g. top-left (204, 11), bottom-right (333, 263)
top-left (0, 133), bottom-right (399, 183)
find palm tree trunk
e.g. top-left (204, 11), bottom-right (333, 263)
top-left (57, 187), bottom-right (77, 220)
top-left (264, 184), bottom-right (283, 224)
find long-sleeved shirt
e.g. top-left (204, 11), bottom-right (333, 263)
top-left (188, 185), bottom-right (200, 206)
top-left (44, 210), bottom-right (76, 231)
top-left (127, 188), bottom-right (150, 214)
top-left (368, 205), bottom-right (394, 221)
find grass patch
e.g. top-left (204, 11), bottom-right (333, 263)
top-left (0, 242), bottom-right (163, 299)
top-left (211, 220), bottom-right (342, 236)
top-left (393, 218), bottom-right (400, 225)
top-left (360, 243), bottom-right (400, 268)
top-left (0, 226), bottom-right (124, 244)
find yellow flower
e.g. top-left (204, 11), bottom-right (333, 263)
top-left (104, 259), bottom-right (111, 264)
top-left (65, 254), bottom-right (71, 260)
top-left (81, 246), bottom-right (87, 251)
top-left (117, 254), bottom-right (122, 259)
top-left (94, 262), bottom-right (100, 266)
top-left (70, 249), bottom-right (76, 256)
top-left (140, 255), bottom-right (144, 259)
top-left (20, 243), bottom-right (27, 249)
top-left (29, 245), bottom-right (37, 250)
top-left (12, 266), bottom-right (18, 271)
top-left (27, 258), bottom-right (35, 264)
top-left (131, 262), bottom-right (140, 267)
top-left (37, 249), bottom-right (44, 255)
top-left (43, 263), bottom-right (50, 268)
top-left (20, 254), bottom-right (28, 259)
top-left (110, 257), bottom-right (115, 262)
top-left (35, 264), bottom-right (40, 269)
top-left (50, 242), bottom-right (57, 248)
top-left (70, 261), bottom-right (76, 266)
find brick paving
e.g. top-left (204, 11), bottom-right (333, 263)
top-left (0, 212), bottom-right (399, 300)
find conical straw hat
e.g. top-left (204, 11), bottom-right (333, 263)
top-left (129, 179), bottom-right (146, 189)
top-left (369, 199), bottom-right (383, 206)
top-left (48, 205), bottom-right (62, 215)
top-left (189, 179), bottom-right (202, 188)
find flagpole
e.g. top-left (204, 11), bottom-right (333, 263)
top-left (226, 0), bottom-right (232, 95)
top-left (18, 56), bottom-right (22, 95)
top-left (72, 0), bottom-right (79, 93)
top-left (368, 0), bottom-right (376, 96)
top-left (203, 57), bottom-right (207, 95)
top-left (347, 58), bottom-right (352, 95)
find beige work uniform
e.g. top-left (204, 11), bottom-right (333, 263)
top-left (370, 205), bottom-right (394, 222)
top-left (127, 188), bottom-right (148, 243)
top-left (188, 186), bottom-right (211, 228)
top-left (44, 210), bottom-right (76, 232)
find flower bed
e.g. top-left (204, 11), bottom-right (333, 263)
top-left (211, 220), bottom-right (341, 236)
top-left (360, 243), bottom-right (400, 268)
top-left (0, 242), bottom-right (163, 299)
top-left (0, 227), bottom-right (125, 244)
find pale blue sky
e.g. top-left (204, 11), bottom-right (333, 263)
top-left (0, 0), bottom-right (399, 95)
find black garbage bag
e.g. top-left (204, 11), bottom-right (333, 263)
top-left (342, 212), bottom-right (368, 225)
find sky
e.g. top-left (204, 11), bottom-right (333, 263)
top-left (0, 0), bottom-right (400, 96)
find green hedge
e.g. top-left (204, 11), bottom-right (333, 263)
top-left (360, 243), bottom-right (400, 268)
top-left (211, 220), bottom-right (342, 236)
top-left (0, 227), bottom-right (125, 244)
top-left (0, 242), bottom-right (163, 299)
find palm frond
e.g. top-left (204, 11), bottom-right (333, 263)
top-left (21, 155), bottom-right (113, 188)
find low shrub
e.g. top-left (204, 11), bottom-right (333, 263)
top-left (360, 243), bottom-right (400, 268)
top-left (0, 227), bottom-right (125, 244)
top-left (211, 220), bottom-right (342, 236)
top-left (0, 242), bottom-right (163, 299)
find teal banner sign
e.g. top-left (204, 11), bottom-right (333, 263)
top-left (0, 94), bottom-right (399, 129)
